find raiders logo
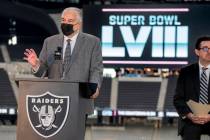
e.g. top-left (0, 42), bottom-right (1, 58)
top-left (26, 91), bottom-right (70, 138)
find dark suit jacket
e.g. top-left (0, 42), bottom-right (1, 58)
top-left (173, 63), bottom-right (210, 135)
top-left (34, 32), bottom-right (103, 114)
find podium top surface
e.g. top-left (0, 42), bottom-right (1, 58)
top-left (15, 78), bottom-right (79, 83)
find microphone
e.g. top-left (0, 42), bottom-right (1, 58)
top-left (48, 47), bottom-right (62, 79)
top-left (54, 46), bottom-right (62, 60)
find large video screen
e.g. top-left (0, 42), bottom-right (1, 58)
top-left (83, 5), bottom-right (210, 68)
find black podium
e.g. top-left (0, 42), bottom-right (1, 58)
top-left (16, 78), bottom-right (91, 140)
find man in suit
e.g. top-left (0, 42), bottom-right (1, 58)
top-left (174, 36), bottom-right (210, 140)
top-left (23, 7), bottom-right (103, 114)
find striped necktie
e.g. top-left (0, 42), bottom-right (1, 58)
top-left (199, 67), bottom-right (209, 104)
top-left (63, 39), bottom-right (71, 76)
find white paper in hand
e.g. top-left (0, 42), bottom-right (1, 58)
top-left (187, 100), bottom-right (210, 116)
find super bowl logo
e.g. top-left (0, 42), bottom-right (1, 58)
top-left (26, 91), bottom-right (70, 138)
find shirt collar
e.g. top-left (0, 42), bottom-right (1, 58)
top-left (198, 61), bottom-right (210, 69)
top-left (63, 32), bottom-right (79, 42)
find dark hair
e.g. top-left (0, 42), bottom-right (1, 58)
top-left (195, 36), bottom-right (210, 50)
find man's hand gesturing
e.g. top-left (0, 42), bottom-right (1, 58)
top-left (23, 48), bottom-right (39, 68)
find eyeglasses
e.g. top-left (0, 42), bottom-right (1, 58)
top-left (199, 47), bottom-right (210, 52)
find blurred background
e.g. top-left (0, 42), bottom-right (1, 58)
top-left (0, 0), bottom-right (210, 140)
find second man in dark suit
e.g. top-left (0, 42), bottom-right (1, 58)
top-left (174, 36), bottom-right (210, 140)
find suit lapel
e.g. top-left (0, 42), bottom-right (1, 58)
top-left (57, 34), bottom-right (64, 77)
top-left (65, 32), bottom-right (85, 74)
top-left (193, 63), bottom-right (200, 100)
top-left (57, 34), bottom-right (64, 54)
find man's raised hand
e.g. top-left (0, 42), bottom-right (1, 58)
top-left (23, 48), bottom-right (39, 67)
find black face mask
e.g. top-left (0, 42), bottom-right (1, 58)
top-left (61, 23), bottom-right (74, 36)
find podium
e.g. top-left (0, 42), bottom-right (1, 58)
top-left (16, 78), bottom-right (91, 140)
